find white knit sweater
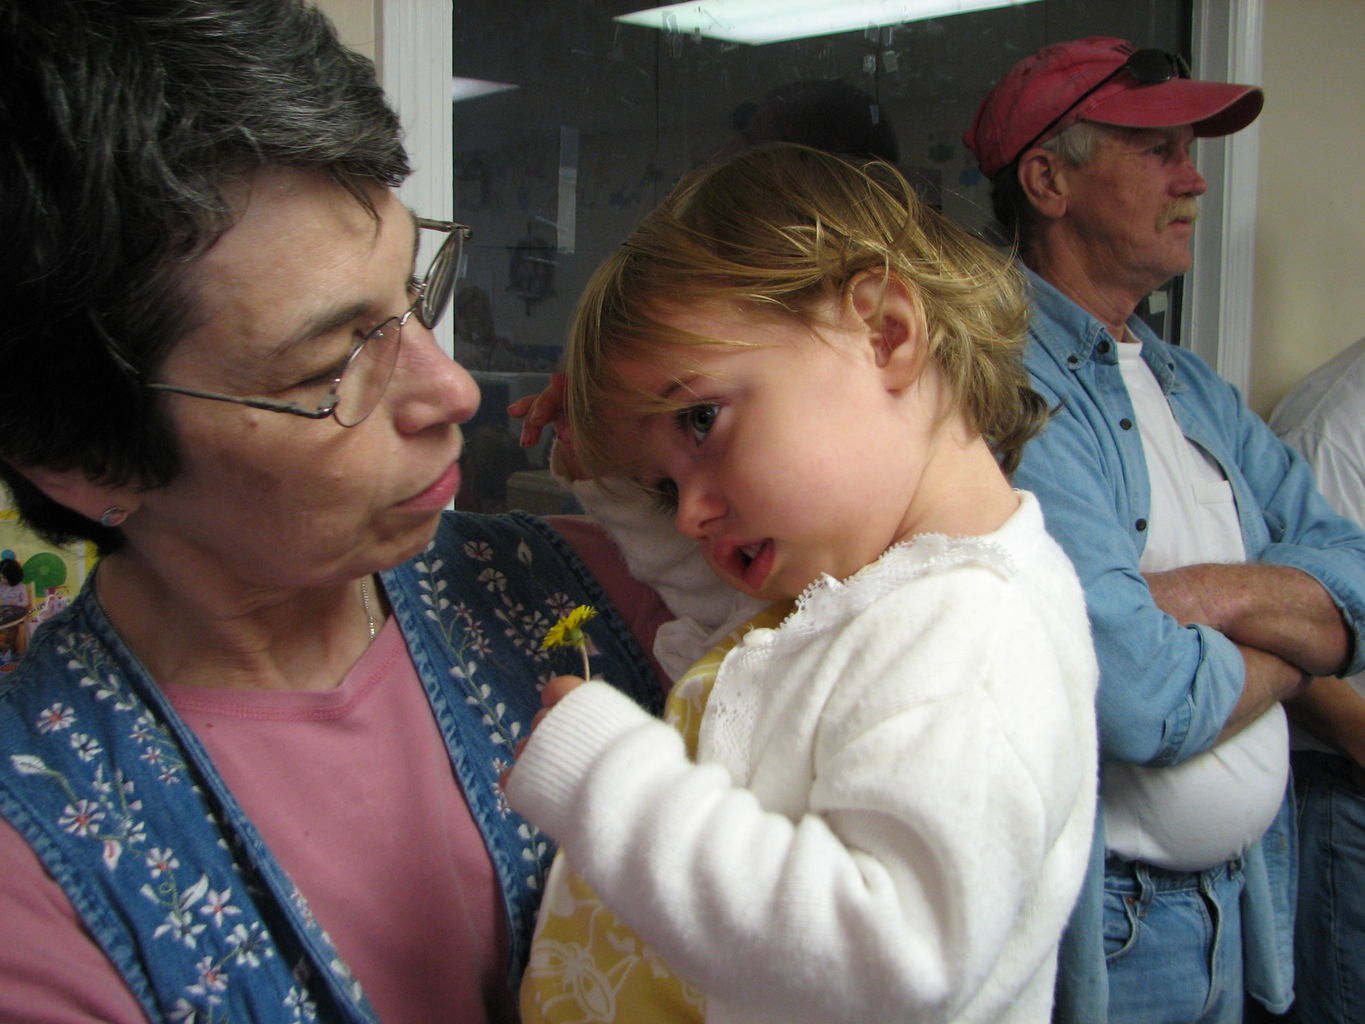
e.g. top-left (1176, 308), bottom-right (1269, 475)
top-left (506, 493), bottom-right (1098, 1024)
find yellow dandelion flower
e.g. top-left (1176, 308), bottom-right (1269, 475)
top-left (542, 604), bottom-right (599, 677)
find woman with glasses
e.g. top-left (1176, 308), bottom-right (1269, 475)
top-left (0, 2), bottom-right (666, 1022)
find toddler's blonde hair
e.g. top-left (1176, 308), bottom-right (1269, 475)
top-left (566, 143), bottom-right (1045, 479)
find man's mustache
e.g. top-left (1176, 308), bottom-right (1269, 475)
top-left (1159, 198), bottom-right (1200, 229)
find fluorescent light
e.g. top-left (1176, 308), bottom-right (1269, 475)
top-left (616, 0), bottom-right (1042, 45)
top-left (451, 77), bottom-right (519, 102)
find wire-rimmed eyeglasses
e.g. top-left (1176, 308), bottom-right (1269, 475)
top-left (149, 217), bottom-right (471, 428)
top-left (1004, 48), bottom-right (1191, 173)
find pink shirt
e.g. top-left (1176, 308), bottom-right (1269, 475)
top-left (0, 517), bottom-right (670, 1023)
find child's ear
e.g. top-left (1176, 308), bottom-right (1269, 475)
top-left (847, 270), bottom-right (928, 390)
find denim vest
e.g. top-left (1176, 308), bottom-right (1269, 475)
top-left (0, 511), bottom-right (661, 1022)
top-left (1015, 271), bottom-right (1365, 1019)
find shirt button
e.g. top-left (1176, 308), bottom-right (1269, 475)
top-left (1067, 354), bottom-right (1080, 366)
top-left (1135, 518), bottom-right (1148, 531)
top-left (1097, 340), bottom-right (1112, 354)
top-left (1120, 418), bottom-right (1133, 430)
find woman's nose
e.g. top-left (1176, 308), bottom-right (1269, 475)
top-left (390, 321), bottom-right (481, 432)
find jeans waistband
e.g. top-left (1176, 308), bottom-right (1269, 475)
top-left (1104, 854), bottom-right (1244, 893)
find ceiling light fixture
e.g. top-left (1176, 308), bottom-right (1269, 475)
top-left (451, 77), bottom-right (519, 102)
top-left (615, 0), bottom-right (1042, 46)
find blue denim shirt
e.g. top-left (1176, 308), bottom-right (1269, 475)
top-left (0, 511), bottom-right (662, 1022)
top-left (1014, 269), bottom-right (1365, 1018)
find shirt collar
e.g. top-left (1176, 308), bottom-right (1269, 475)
top-left (1023, 266), bottom-right (1172, 381)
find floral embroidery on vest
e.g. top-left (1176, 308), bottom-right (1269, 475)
top-left (3, 612), bottom-right (364, 1022)
top-left (0, 511), bottom-right (661, 1016)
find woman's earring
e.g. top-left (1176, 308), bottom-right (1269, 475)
top-left (99, 507), bottom-right (129, 528)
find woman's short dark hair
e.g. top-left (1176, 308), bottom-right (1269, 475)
top-left (0, 0), bottom-right (411, 552)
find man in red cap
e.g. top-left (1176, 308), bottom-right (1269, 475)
top-left (965, 36), bottom-right (1365, 1024)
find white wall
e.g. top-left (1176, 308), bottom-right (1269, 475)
top-left (1252, 0), bottom-right (1365, 415)
top-left (314, 0), bottom-right (455, 355)
top-left (316, 0), bottom-right (377, 61)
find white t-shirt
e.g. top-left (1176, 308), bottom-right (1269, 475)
top-left (1102, 338), bottom-right (1289, 872)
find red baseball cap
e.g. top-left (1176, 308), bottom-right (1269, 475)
top-left (964, 36), bottom-right (1264, 179)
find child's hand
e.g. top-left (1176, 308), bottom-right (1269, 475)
top-left (505, 674), bottom-right (590, 782)
top-left (531, 673), bottom-right (588, 729)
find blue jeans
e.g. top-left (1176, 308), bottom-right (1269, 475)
top-left (1291, 750), bottom-right (1365, 1024)
top-left (1103, 855), bottom-right (1247, 1024)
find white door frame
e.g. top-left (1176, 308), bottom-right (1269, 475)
top-left (1187, 0), bottom-right (1263, 391)
top-left (379, 0), bottom-right (455, 355)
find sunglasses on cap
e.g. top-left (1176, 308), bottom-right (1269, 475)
top-left (1006, 48), bottom-right (1191, 171)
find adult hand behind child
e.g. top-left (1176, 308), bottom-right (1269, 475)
top-left (507, 372), bottom-right (590, 481)
top-left (508, 372), bottom-right (566, 449)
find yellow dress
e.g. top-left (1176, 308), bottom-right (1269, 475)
top-left (519, 602), bottom-right (793, 1024)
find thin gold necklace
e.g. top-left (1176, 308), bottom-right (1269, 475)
top-left (359, 576), bottom-right (377, 642)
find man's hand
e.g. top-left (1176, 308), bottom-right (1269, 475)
top-left (1144, 562), bottom-right (1350, 742)
top-left (1216, 644), bottom-right (1310, 742)
top-left (1144, 562), bottom-right (1350, 677)
top-left (1286, 675), bottom-right (1365, 776)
